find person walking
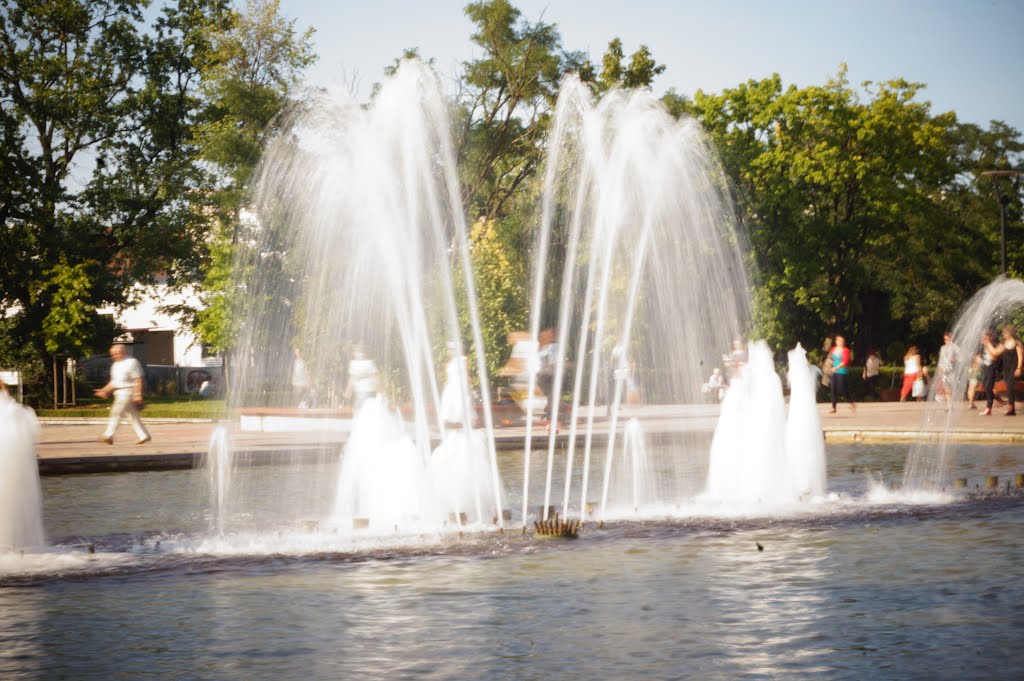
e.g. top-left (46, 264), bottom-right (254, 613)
top-left (536, 328), bottom-right (559, 429)
top-left (344, 345), bottom-right (379, 411)
top-left (439, 342), bottom-right (475, 429)
top-left (979, 330), bottom-right (1001, 415)
top-left (935, 332), bottom-right (960, 404)
top-left (900, 345), bottom-right (925, 402)
top-left (967, 352), bottom-right (982, 409)
top-left (862, 348), bottom-right (880, 400)
top-left (94, 344), bottom-right (151, 445)
top-left (724, 336), bottom-right (748, 384)
top-left (982, 325), bottom-right (1023, 416)
top-left (827, 335), bottom-right (854, 413)
top-left (291, 348), bottom-right (312, 408)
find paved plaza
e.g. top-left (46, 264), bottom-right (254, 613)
top-left (33, 400), bottom-right (1024, 474)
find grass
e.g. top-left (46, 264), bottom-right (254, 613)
top-left (36, 397), bottom-right (227, 419)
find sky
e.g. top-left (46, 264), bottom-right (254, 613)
top-left (277, 0), bottom-right (1024, 134)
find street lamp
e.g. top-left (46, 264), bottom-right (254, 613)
top-left (980, 169), bottom-right (1024, 276)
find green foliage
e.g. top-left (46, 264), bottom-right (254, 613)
top-left (0, 0), bottom-right (229, 364)
top-left (450, 3), bottom-right (669, 383)
top-left (463, 217), bottom-right (529, 376)
top-left (190, 0), bottom-right (316, 362)
top-left (686, 65), bottom-right (1019, 353)
top-left (35, 260), bottom-right (101, 355)
top-left (36, 397), bottom-right (227, 419)
top-left (592, 38), bottom-right (665, 92)
top-left (194, 231), bottom-right (240, 355)
top-left (196, 0), bottom-right (315, 190)
top-left (7, 0), bottom-right (1023, 398)
top-left (454, 3), bottom-right (667, 221)
top-left (456, 0), bottom-right (588, 219)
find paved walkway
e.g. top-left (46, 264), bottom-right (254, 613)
top-left (31, 400), bottom-right (1024, 475)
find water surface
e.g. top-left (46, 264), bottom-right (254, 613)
top-left (1, 443), bottom-right (1022, 680)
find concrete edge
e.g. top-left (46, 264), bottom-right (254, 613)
top-left (38, 418), bottom-right (219, 425)
top-left (37, 427), bottom-right (1024, 476)
top-left (37, 446), bottom-right (340, 475)
top-left (824, 429), bottom-right (1024, 443)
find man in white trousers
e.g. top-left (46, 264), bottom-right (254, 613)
top-left (94, 344), bottom-right (151, 445)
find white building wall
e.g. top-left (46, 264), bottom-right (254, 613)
top-left (98, 281), bottom-right (221, 368)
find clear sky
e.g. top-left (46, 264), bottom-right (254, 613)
top-left (278, 0), bottom-right (1024, 133)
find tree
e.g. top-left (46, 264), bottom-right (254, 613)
top-left (0, 0), bottom-right (229, 376)
top-left (190, 0), bottom-right (315, 367)
top-left (449, 2), bottom-right (669, 377)
top-left (948, 120), bottom-right (1024, 278)
top-left (592, 38), bottom-right (665, 93)
top-left (460, 217), bottom-right (529, 376)
top-left (454, 5), bottom-right (667, 221)
top-left (455, 0), bottom-right (580, 221)
top-left (687, 66), bottom-right (986, 353)
top-left (196, 0), bottom-right (314, 194)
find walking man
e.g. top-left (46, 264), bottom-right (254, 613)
top-left (94, 344), bottom-right (151, 444)
top-left (291, 347), bottom-right (312, 408)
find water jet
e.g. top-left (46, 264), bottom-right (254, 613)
top-left (0, 391), bottom-right (45, 551)
top-left (221, 60), bottom-right (505, 536)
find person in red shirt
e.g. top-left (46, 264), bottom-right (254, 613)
top-left (827, 335), bottom-right (855, 414)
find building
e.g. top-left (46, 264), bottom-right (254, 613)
top-left (95, 279), bottom-right (222, 395)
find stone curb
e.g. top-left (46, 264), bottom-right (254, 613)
top-left (824, 429), bottom-right (1024, 443)
top-left (36, 426), bottom-right (1024, 476)
top-left (38, 418), bottom-right (219, 425)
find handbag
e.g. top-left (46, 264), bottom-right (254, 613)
top-left (911, 376), bottom-right (926, 398)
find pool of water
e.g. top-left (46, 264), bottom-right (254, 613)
top-left (2, 442), bottom-right (1023, 679)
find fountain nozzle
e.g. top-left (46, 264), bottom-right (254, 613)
top-left (533, 513), bottom-right (580, 539)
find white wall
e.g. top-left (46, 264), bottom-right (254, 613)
top-left (98, 281), bottom-right (221, 368)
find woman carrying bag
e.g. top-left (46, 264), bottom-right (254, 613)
top-left (901, 346), bottom-right (927, 402)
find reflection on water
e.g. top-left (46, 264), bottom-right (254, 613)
top-left (0, 590), bottom-right (41, 679)
top-left (0, 444), bottom-right (1022, 679)
top-left (703, 531), bottom-right (832, 677)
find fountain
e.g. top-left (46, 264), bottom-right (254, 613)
top-left (219, 60), bottom-right (503, 534)
top-left (785, 343), bottom-right (827, 500)
top-left (11, 62), bottom-right (1022, 621)
top-left (704, 342), bottom-right (787, 504)
top-left (904, 276), bottom-right (1024, 489)
top-left (0, 390), bottom-right (45, 550)
top-left (215, 66), bottom-right (838, 533)
top-left (523, 76), bottom-right (752, 522)
top-left (603, 417), bottom-right (654, 514)
top-left (703, 341), bottom-right (826, 506)
top-left (332, 396), bottom-right (435, 531)
top-left (9, 60), bottom-right (1024, 681)
top-left (175, 56), bottom-right (853, 545)
top-left (205, 425), bottom-right (232, 536)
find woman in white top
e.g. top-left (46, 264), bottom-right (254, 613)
top-left (900, 346), bottom-right (924, 402)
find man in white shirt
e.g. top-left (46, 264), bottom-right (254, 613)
top-left (936, 332), bottom-right (961, 404)
top-left (94, 344), bottom-right (151, 445)
top-left (344, 345), bottom-right (379, 411)
top-left (291, 348), bottom-right (312, 408)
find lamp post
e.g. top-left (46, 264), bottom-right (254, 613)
top-left (980, 169), bottom-right (1024, 276)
